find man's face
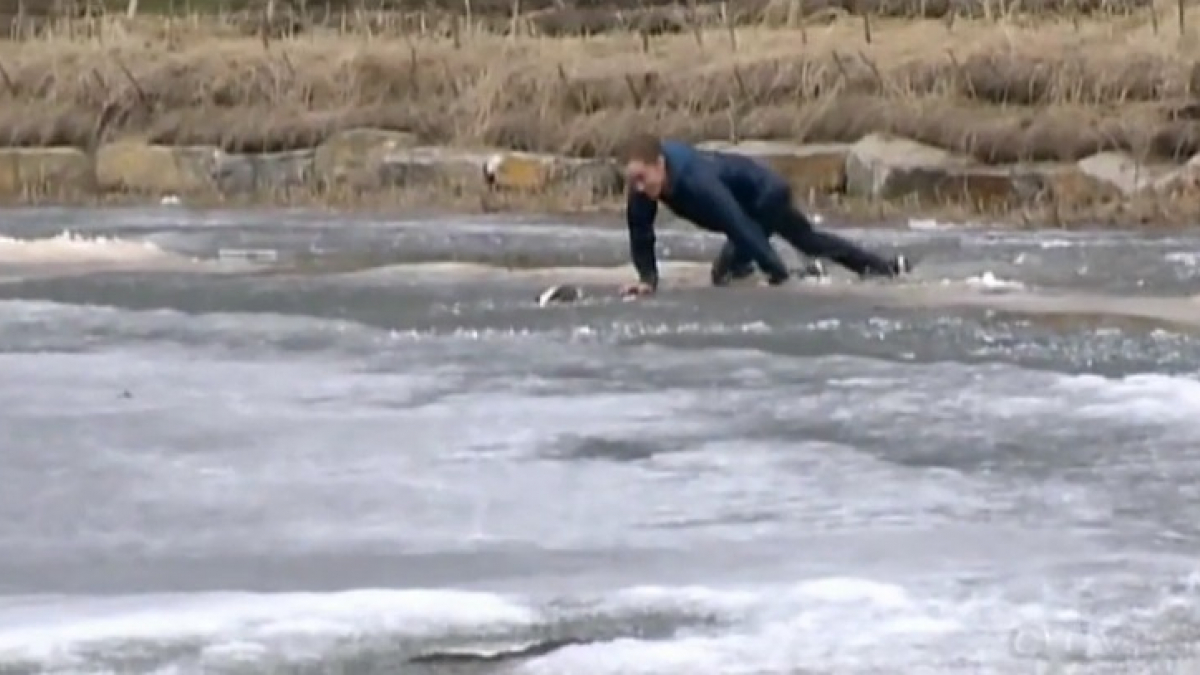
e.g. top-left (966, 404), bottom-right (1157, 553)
top-left (625, 156), bottom-right (667, 200)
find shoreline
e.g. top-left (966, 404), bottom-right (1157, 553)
top-left (1, 131), bottom-right (1198, 229)
top-left (3, 8), bottom-right (1200, 228)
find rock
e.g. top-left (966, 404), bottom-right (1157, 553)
top-left (98, 142), bottom-right (317, 197)
top-left (928, 164), bottom-right (1124, 209)
top-left (930, 165), bottom-right (1036, 209)
top-left (1076, 151), bottom-right (1172, 197)
top-left (376, 146), bottom-right (492, 189)
top-left (698, 140), bottom-right (849, 196)
top-left (0, 147), bottom-right (95, 197)
top-left (560, 157), bottom-right (624, 196)
top-left (844, 133), bottom-right (974, 203)
top-left (96, 141), bottom-right (223, 195)
top-left (312, 128), bottom-right (421, 189)
top-left (841, 134), bottom-right (1121, 207)
top-left (1028, 163), bottom-right (1123, 205)
top-left (483, 151), bottom-right (622, 195)
top-left (213, 150), bottom-right (315, 195)
top-left (1152, 153), bottom-right (1200, 196)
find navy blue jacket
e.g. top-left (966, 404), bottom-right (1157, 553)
top-left (626, 140), bottom-right (791, 288)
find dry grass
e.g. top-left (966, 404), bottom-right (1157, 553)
top-left (0, 0), bottom-right (1198, 167)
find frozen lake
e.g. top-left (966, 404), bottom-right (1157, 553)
top-left (1, 207), bottom-right (1199, 674)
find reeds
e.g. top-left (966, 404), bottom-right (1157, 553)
top-left (0, 0), bottom-right (1196, 164)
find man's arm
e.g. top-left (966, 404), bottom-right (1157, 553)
top-left (686, 172), bottom-right (790, 282)
top-left (626, 190), bottom-right (660, 289)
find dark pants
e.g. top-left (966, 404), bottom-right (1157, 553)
top-left (711, 198), bottom-right (896, 284)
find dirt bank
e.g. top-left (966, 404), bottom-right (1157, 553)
top-left (0, 3), bottom-right (1198, 226)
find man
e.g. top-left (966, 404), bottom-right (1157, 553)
top-left (618, 134), bottom-right (909, 297)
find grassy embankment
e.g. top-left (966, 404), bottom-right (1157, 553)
top-left (1, 0), bottom-right (1200, 224)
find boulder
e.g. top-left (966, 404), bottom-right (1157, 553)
top-left (559, 157), bottom-right (624, 196)
top-left (844, 133), bottom-right (974, 203)
top-left (483, 151), bottom-right (623, 196)
top-left (1151, 153), bottom-right (1200, 196)
top-left (1028, 163), bottom-right (1123, 206)
top-left (923, 164), bottom-right (1125, 209)
top-left (930, 165), bottom-right (1037, 209)
top-left (0, 147), bottom-right (95, 197)
top-left (1076, 151), bottom-right (1172, 197)
top-left (312, 128), bottom-right (421, 189)
top-left (376, 147), bottom-right (492, 189)
top-left (842, 134), bottom-right (1120, 208)
top-left (213, 150), bottom-right (315, 195)
top-left (96, 141), bottom-right (223, 195)
top-left (698, 140), bottom-right (850, 196)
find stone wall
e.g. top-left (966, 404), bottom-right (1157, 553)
top-left (2, 130), bottom-right (1198, 216)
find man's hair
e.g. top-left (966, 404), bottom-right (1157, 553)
top-left (620, 133), bottom-right (662, 164)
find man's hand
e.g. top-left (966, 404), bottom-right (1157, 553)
top-left (619, 281), bottom-right (655, 299)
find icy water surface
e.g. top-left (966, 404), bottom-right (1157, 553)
top-left (1, 208), bottom-right (1200, 674)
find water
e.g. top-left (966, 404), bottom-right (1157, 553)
top-left (1, 207), bottom-right (1200, 674)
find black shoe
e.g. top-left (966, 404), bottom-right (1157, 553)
top-left (858, 254), bottom-right (910, 280)
top-left (711, 262), bottom-right (757, 286)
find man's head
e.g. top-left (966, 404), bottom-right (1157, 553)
top-left (620, 133), bottom-right (668, 200)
